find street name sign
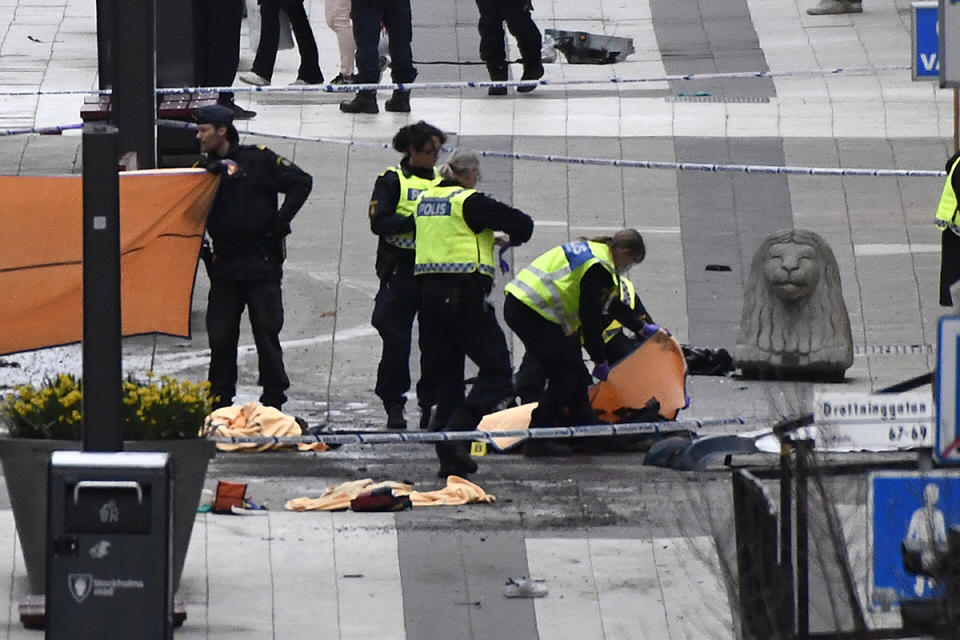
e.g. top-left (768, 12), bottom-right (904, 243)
top-left (814, 391), bottom-right (933, 451)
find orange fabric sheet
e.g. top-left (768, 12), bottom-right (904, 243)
top-left (284, 475), bottom-right (496, 511)
top-left (0, 169), bottom-right (218, 355)
top-left (478, 330), bottom-right (689, 450)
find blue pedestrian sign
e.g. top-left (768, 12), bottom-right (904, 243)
top-left (913, 1), bottom-right (939, 79)
top-left (936, 316), bottom-right (960, 463)
top-left (869, 472), bottom-right (960, 609)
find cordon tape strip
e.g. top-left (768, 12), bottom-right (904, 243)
top-left (0, 65), bottom-right (911, 97)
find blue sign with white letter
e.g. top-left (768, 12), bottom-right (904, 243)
top-left (913, 1), bottom-right (939, 78)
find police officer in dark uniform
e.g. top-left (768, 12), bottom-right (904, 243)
top-left (193, 0), bottom-right (256, 118)
top-left (369, 121), bottom-right (446, 430)
top-left (340, 0), bottom-right (417, 114)
top-left (476, 0), bottom-right (544, 96)
top-left (413, 149), bottom-right (534, 477)
top-left (194, 104), bottom-right (313, 410)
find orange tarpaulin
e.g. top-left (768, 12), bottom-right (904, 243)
top-left (0, 169), bottom-right (218, 355)
top-left (478, 330), bottom-right (689, 450)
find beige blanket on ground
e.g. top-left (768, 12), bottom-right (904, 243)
top-left (284, 475), bottom-right (496, 511)
top-left (202, 402), bottom-right (328, 452)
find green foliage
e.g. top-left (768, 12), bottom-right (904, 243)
top-left (0, 373), bottom-right (211, 440)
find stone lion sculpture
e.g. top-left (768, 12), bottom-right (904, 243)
top-left (735, 229), bottom-right (853, 381)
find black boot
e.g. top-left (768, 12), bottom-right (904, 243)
top-left (517, 60), bottom-right (544, 93)
top-left (436, 442), bottom-right (478, 478)
top-left (339, 90), bottom-right (378, 114)
top-left (384, 90), bottom-right (411, 112)
top-left (487, 64), bottom-right (508, 96)
top-left (385, 403), bottom-right (407, 430)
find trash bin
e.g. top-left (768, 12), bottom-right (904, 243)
top-left (46, 451), bottom-right (172, 640)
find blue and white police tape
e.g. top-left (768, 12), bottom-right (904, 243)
top-left (155, 119), bottom-right (948, 179)
top-left (212, 414), bottom-right (780, 447)
top-left (0, 123), bottom-right (82, 137)
top-left (0, 65), bottom-right (911, 97)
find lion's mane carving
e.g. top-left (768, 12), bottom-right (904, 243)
top-left (735, 229), bottom-right (853, 380)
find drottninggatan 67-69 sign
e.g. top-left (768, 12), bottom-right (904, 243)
top-left (814, 391), bottom-right (933, 451)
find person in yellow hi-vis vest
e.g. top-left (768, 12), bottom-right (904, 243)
top-left (513, 274), bottom-right (655, 405)
top-left (504, 231), bottom-right (656, 457)
top-left (367, 122), bottom-right (446, 430)
top-left (938, 151), bottom-right (960, 306)
top-left (414, 149), bottom-right (534, 478)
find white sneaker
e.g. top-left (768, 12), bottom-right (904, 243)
top-left (239, 71), bottom-right (270, 87)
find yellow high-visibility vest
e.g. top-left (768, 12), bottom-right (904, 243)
top-left (936, 156), bottom-right (960, 236)
top-left (381, 165), bottom-right (441, 250)
top-left (505, 240), bottom-right (617, 335)
top-left (413, 185), bottom-right (495, 278)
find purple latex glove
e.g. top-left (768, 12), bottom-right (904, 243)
top-left (498, 244), bottom-right (512, 274)
top-left (640, 323), bottom-right (660, 339)
top-left (592, 362), bottom-right (611, 381)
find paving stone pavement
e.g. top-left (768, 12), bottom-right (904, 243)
top-left (0, 0), bottom-right (952, 637)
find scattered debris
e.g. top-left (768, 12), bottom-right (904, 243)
top-left (503, 577), bottom-right (548, 598)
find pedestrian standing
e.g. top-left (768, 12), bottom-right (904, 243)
top-left (340, 0), bottom-right (416, 114)
top-left (194, 0), bottom-right (257, 118)
top-left (240, 0), bottom-right (324, 86)
top-left (503, 230), bottom-right (653, 456)
top-left (194, 104), bottom-right (313, 410)
top-left (937, 150), bottom-right (960, 306)
top-left (476, 0), bottom-right (544, 96)
top-left (369, 121), bottom-right (446, 430)
top-left (413, 149), bottom-right (534, 477)
top-left (325, 0), bottom-right (356, 84)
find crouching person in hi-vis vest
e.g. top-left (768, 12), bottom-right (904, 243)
top-left (413, 149), bottom-right (534, 478)
top-left (513, 274), bottom-right (656, 405)
top-left (938, 151), bottom-right (960, 307)
top-left (504, 230), bottom-right (653, 457)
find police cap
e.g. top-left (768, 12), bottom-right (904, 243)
top-left (195, 104), bottom-right (235, 126)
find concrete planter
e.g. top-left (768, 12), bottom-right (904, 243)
top-left (0, 437), bottom-right (215, 594)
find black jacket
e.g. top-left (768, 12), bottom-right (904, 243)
top-left (203, 143), bottom-right (313, 279)
top-left (369, 157), bottom-right (435, 277)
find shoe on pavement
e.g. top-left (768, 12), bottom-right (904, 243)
top-left (385, 404), bottom-right (407, 430)
top-left (219, 99), bottom-right (257, 119)
top-left (384, 90), bottom-right (410, 112)
top-left (517, 61), bottom-right (544, 93)
top-left (503, 577), bottom-right (549, 598)
top-left (239, 71), bottom-right (270, 86)
top-left (330, 73), bottom-right (353, 85)
top-left (806, 0), bottom-right (862, 14)
top-left (436, 442), bottom-right (478, 478)
top-left (290, 77), bottom-right (323, 86)
top-left (340, 91), bottom-right (379, 114)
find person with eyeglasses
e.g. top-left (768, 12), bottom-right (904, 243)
top-left (367, 121), bottom-right (446, 431)
top-left (412, 149), bottom-right (534, 478)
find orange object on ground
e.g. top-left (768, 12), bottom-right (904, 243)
top-left (478, 330), bottom-right (688, 450)
top-left (202, 402), bottom-right (328, 452)
top-left (283, 475), bottom-right (495, 511)
top-left (0, 169), bottom-right (218, 355)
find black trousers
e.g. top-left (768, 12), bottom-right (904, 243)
top-left (417, 280), bottom-right (513, 433)
top-left (941, 228), bottom-right (960, 306)
top-left (371, 264), bottom-right (437, 409)
top-left (475, 0), bottom-right (542, 68)
top-left (252, 0), bottom-right (323, 83)
top-left (350, 0), bottom-right (416, 85)
top-left (194, 0), bottom-right (243, 99)
top-left (504, 294), bottom-right (595, 428)
top-left (206, 277), bottom-right (289, 409)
